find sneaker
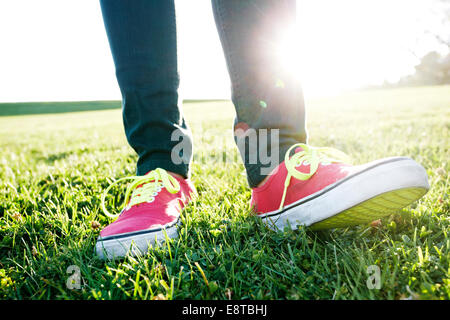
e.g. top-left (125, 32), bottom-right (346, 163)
top-left (95, 168), bottom-right (195, 260)
top-left (251, 143), bottom-right (429, 230)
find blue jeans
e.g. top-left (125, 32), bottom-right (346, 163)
top-left (100, 0), bottom-right (307, 187)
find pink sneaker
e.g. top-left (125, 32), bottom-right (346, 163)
top-left (96, 168), bottom-right (195, 260)
top-left (251, 144), bottom-right (429, 231)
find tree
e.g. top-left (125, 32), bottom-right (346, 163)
top-left (416, 52), bottom-right (450, 84)
top-left (396, 1), bottom-right (450, 86)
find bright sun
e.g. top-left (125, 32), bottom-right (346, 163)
top-left (273, 0), bottom-right (427, 98)
top-left (276, 26), bottom-right (302, 80)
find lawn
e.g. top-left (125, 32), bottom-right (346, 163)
top-left (0, 85), bottom-right (449, 300)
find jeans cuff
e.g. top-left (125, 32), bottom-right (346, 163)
top-left (245, 164), bottom-right (268, 188)
top-left (244, 142), bottom-right (296, 188)
top-left (136, 155), bottom-right (190, 179)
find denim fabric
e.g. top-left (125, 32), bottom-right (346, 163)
top-left (211, 0), bottom-right (307, 186)
top-left (99, 0), bottom-right (192, 178)
top-left (100, 0), bottom-right (307, 187)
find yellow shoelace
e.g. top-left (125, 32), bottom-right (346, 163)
top-left (279, 143), bottom-right (351, 210)
top-left (101, 168), bottom-right (180, 219)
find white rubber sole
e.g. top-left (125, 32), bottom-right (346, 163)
top-left (258, 157), bottom-right (429, 231)
top-left (95, 223), bottom-right (178, 260)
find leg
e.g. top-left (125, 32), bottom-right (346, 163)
top-left (100, 0), bottom-right (192, 178)
top-left (97, 0), bottom-right (196, 259)
top-left (212, 1), bottom-right (429, 234)
top-left (211, 0), bottom-right (307, 187)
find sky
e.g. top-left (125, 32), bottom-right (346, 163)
top-left (0, 0), bottom-right (446, 103)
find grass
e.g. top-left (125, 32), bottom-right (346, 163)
top-left (0, 85), bottom-right (449, 300)
top-left (0, 99), bottom-right (228, 117)
top-left (0, 100), bottom-right (121, 116)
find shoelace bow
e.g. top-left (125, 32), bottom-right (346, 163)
top-left (101, 168), bottom-right (180, 219)
top-left (279, 143), bottom-right (351, 210)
